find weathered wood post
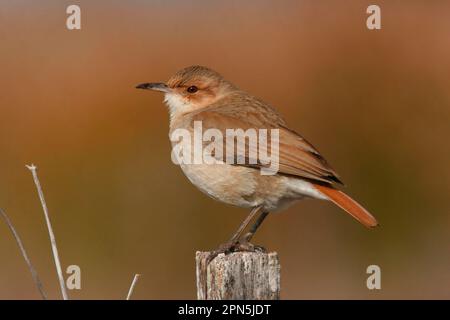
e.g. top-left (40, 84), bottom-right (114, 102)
top-left (196, 251), bottom-right (280, 300)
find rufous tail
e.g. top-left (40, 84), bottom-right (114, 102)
top-left (313, 184), bottom-right (378, 228)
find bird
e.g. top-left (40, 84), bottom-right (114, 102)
top-left (136, 65), bottom-right (378, 257)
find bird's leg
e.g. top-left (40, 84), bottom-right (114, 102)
top-left (228, 206), bottom-right (263, 243)
top-left (205, 206), bottom-right (263, 266)
top-left (239, 211), bottom-right (270, 252)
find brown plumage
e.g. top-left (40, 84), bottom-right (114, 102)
top-left (189, 92), bottom-right (343, 185)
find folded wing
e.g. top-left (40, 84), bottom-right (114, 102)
top-left (189, 93), bottom-right (342, 185)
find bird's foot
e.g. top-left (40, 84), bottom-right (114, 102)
top-left (206, 233), bottom-right (266, 266)
top-left (236, 232), bottom-right (267, 253)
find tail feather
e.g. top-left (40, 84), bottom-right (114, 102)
top-left (313, 184), bottom-right (378, 228)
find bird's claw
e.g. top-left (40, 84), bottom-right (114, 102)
top-left (206, 235), bottom-right (266, 266)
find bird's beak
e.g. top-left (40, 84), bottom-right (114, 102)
top-left (135, 82), bottom-right (171, 93)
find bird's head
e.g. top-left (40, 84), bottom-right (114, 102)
top-left (136, 65), bottom-right (236, 118)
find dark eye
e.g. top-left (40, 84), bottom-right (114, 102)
top-left (187, 86), bottom-right (198, 93)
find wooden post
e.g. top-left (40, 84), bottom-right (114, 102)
top-left (196, 251), bottom-right (280, 300)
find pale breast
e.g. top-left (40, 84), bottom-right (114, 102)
top-left (179, 161), bottom-right (260, 208)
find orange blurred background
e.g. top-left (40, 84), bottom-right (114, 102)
top-left (1, 0), bottom-right (449, 299)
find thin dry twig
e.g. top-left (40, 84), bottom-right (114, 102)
top-left (26, 164), bottom-right (69, 300)
top-left (0, 208), bottom-right (48, 299)
top-left (126, 274), bottom-right (141, 300)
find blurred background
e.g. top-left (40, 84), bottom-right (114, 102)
top-left (0, 0), bottom-right (449, 299)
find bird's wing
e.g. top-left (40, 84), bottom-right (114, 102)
top-left (189, 94), bottom-right (342, 185)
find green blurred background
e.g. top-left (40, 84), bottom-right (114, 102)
top-left (1, 0), bottom-right (449, 299)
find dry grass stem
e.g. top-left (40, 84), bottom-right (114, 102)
top-left (26, 164), bottom-right (69, 300)
top-left (0, 207), bottom-right (48, 299)
top-left (126, 274), bottom-right (141, 300)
